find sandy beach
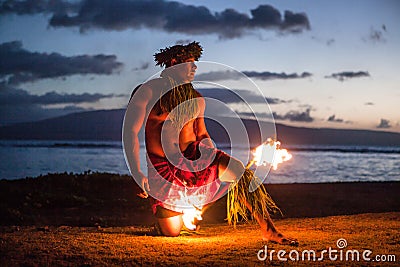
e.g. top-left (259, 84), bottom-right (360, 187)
top-left (0, 173), bottom-right (399, 266)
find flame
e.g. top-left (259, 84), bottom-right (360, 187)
top-left (174, 191), bottom-right (204, 230)
top-left (252, 138), bottom-right (292, 170)
top-left (182, 206), bottom-right (202, 231)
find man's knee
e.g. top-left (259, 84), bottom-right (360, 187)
top-left (231, 158), bottom-right (245, 175)
top-left (157, 216), bottom-right (183, 237)
top-left (219, 155), bottom-right (245, 182)
top-left (160, 227), bottom-right (181, 237)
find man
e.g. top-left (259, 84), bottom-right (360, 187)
top-left (124, 42), bottom-right (297, 245)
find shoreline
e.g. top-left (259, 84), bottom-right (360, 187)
top-left (0, 173), bottom-right (399, 227)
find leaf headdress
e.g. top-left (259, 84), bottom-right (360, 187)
top-left (154, 41), bottom-right (202, 67)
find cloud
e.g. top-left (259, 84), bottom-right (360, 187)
top-left (0, 86), bottom-right (122, 124)
top-left (273, 108), bottom-right (314, 122)
top-left (0, 87), bottom-right (119, 105)
top-left (327, 114), bottom-right (344, 123)
top-left (325, 71), bottom-right (370, 82)
top-left (197, 88), bottom-right (287, 105)
top-left (311, 36), bottom-right (335, 46)
top-left (243, 71), bottom-right (312, 80)
top-left (0, 41), bottom-right (123, 85)
top-left (365, 102), bottom-right (374, 106)
top-left (1, 1), bottom-right (310, 39)
top-left (0, 0), bottom-right (80, 15)
top-left (196, 70), bottom-right (312, 82)
top-left (363, 26), bottom-right (387, 43)
top-left (237, 111), bottom-right (273, 120)
top-left (175, 39), bottom-right (194, 45)
top-left (326, 38), bottom-right (335, 46)
top-left (376, 119), bottom-right (391, 129)
top-left (195, 71), bottom-right (242, 81)
top-left (279, 10), bottom-right (311, 33)
top-left (132, 62), bottom-right (150, 71)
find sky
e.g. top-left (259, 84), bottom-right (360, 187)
top-left (0, 0), bottom-right (399, 132)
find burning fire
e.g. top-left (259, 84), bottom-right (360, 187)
top-left (176, 191), bottom-right (204, 230)
top-left (182, 206), bottom-right (202, 231)
top-left (251, 138), bottom-right (292, 170)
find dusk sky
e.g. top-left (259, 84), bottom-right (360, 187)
top-left (1, 0), bottom-right (399, 132)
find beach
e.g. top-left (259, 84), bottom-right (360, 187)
top-left (0, 173), bottom-right (399, 266)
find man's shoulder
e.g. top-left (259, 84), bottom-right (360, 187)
top-left (130, 78), bottom-right (164, 98)
top-left (142, 77), bottom-right (166, 89)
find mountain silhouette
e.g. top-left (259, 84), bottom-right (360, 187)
top-left (1, 109), bottom-right (399, 146)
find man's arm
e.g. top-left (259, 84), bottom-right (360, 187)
top-left (123, 84), bottom-right (152, 197)
top-left (195, 97), bottom-right (214, 147)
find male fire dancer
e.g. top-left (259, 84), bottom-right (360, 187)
top-left (125, 41), bottom-right (297, 245)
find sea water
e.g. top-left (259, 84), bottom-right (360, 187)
top-left (0, 140), bottom-right (399, 183)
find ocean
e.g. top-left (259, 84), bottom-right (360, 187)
top-left (1, 140), bottom-right (399, 183)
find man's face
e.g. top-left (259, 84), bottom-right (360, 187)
top-left (171, 57), bottom-right (197, 83)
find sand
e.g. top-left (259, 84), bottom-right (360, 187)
top-left (0, 173), bottom-right (399, 266)
top-left (1, 213), bottom-right (399, 266)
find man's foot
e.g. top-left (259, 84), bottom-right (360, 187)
top-left (262, 231), bottom-right (299, 246)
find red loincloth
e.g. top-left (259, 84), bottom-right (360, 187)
top-left (147, 140), bottom-right (229, 215)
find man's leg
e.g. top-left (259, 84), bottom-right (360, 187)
top-left (155, 206), bottom-right (183, 237)
top-left (218, 154), bottom-right (298, 245)
top-left (243, 199), bottom-right (297, 245)
top-left (157, 215), bottom-right (183, 237)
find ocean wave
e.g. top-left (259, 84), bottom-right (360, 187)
top-left (0, 141), bottom-right (123, 149)
top-left (286, 146), bottom-right (400, 154)
top-left (1, 141), bottom-right (399, 154)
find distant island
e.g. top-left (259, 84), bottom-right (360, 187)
top-left (1, 109), bottom-right (400, 146)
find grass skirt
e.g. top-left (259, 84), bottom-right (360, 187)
top-left (227, 168), bottom-right (281, 227)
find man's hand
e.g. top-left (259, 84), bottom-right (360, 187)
top-left (137, 175), bottom-right (150, 198)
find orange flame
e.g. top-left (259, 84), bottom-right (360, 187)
top-left (182, 207), bottom-right (202, 231)
top-left (252, 138), bottom-right (292, 170)
top-left (174, 191), bottom-right (203, 230)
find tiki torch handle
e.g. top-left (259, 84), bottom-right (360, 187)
top-left (245, 160), bottom-right (255, 169)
